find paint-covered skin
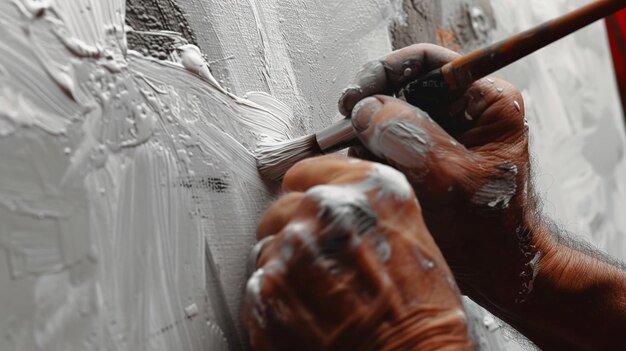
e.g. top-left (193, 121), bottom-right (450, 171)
top-left (243, 156), bottom-right (473, 351)
top-left (339, 43), bottom-right (534, 313)
top-left (335, 43), bottom-right (626, 351)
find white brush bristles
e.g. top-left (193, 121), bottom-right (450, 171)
top-left (256, 134), bottom-right (320, 181)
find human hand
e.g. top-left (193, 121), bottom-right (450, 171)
top-left (338, 43), bottom-right (532, 303)
top-left (243, 155), bottom-right (472, 351)
top-left (336, 43), bottom-right (626, 351)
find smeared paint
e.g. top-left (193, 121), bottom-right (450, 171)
top-left (185, 303), bottom-right (199, 318)
top-left (516, 251), bottom-right (542, 304)
top-left (471, 163), bottom-right (518, 210)
top-left (464, 110), bottom-right (474, 121)
top-left (177, 0), bottom-right (403, 128)
top-left (369, 163), bottom-right (414, 201)
top-left (177, 44), bottom-right (227, 94)
top-left (297, 164), bottom-right (413, 263)
top-left (306, 184), bottom-right (377, 236)
top-left (482, 314), bottom-right (499, 332)
top-left (10, 0), bottom-right (624, 350)
top-left (245, 268), bottom-right (266, 328)
top-left (0, 0), bottom-right (290, 349)
top-left (414, 247), bottom-right (436, 271)
top-left (0, 0), bottom-right (405, 350)
top-left (365, 119), bottom-right (431, 170)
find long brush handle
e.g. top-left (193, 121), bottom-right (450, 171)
top-left (401, 0), bottom-right (626, 107)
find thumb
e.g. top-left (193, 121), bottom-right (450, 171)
top-left (350, 95), bottom-right (470, 190)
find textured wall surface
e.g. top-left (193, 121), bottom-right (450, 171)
top-left (0, 0), bottom-right (401, 350)
top-left (0, 0), bottom-right (624, 350)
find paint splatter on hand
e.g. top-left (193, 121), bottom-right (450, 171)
top-left (339, 44), bottom-right (532, 300)
top-left (243, 155), bottom-right (472, 351)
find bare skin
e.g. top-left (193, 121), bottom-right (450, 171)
top-left (244, 44), bottom-right (626, 350)
top-left (243, 156), bottom-right (472, 351)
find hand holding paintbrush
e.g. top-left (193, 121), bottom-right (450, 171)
top-left (256, 0), bottom-right (626, 181)
top-left (248, 2), bottom-right (626, 349)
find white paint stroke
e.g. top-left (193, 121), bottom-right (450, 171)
top-left (0, 0), bottom-right (408, 350)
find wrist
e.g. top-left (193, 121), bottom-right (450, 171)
top-left (460, 195), bottom-right (550, 310)
top-left (468, 215), bottom-right (626, 349)
top-left (370, 307), bottom-right (473, 351)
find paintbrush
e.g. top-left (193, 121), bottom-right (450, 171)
top-left (256, 0), bottom-right (626, 181)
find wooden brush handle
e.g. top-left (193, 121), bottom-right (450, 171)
top-left (402, 0), bottom-right (626, 107)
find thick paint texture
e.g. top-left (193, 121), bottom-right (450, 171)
top-left (0, 0), bottom-right (403, 350)
top-left (1, 0), bottom-right (625, 350)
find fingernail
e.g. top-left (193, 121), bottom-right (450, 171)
top-left (338, 85), bottom-right (361, 116)
top-left (351, 96), bottom-right (382, 132)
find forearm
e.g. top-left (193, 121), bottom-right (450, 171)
top-left (470, 215), bottom-right (626, 350)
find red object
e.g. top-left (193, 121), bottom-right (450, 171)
top-left (606, 8), bottom-right (626, 118)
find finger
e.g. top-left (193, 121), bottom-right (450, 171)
top-left (258, 214), bottom-right (369, 340)
top-left (449, 79), bottom-right (526, 148)
top-left (243, 258), bottom-right (325, 351)
top-left (350, 95), bottom-right (470, 192)
top-left (382, 43), bottom-right (460, 87)
top-left (282, 154), bottom-right (372, 193)
top-left (276, 200), bottom-right (394, 339)
top-left (339, 44), bottom-right (460, 116)
top-left (338, 60), bottom-right (388, 116)
top-left (256, 192), bottom-right (306, 239)
top-left (427, 77), bottom-right (525, 138)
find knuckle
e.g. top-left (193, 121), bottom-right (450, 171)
top-left (367, 163), bottom-right (415, 201)
top-left (304, 182), bottom-right (377, 237)
top-left (256, 192), bottom-right (304, 239)
top-left (490, 79), bottom-right (522, 99)
top-left (272, 192), bottom-right (304, 210)
top-left (281, 220), bottom-right (319, 257)
top-left (390, 97), bottom-right (422, 116)
top-left (339, 60), bottom-right (388, 115)
top-left (281, 156), bottom-right (324, 189)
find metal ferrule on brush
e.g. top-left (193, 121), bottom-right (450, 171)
top-left (315, 118), bottom-right (357, 153)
